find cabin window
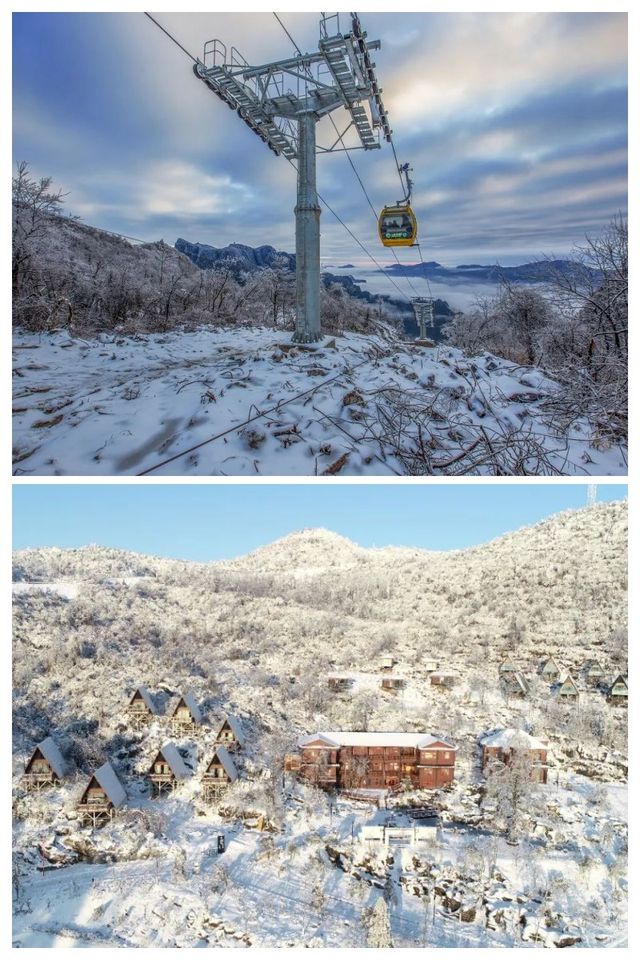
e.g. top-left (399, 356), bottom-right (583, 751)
top-left (422, 751), bottom-right (435, 760)
top-left (31, 759), bottom-right (50, 773)
top-left (155, 762), bottom-right (170, 774)
top-left (443, 752), bottom-right (451, 760)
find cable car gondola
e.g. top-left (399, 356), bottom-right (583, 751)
top-left (378, 161), bottom-right (418, 248)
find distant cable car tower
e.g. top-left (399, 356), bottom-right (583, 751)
top-left (193, 13), bottom-right (392, 343)
top-left (587, 484), bottom-right (597, 507)
top-left (411, 296), bottom-right (435, 341)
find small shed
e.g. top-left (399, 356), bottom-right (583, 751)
top-left (423, 659), bottom-right (439, 673)
top-left (379, 653), bottom-right (397, 672)
top-left (430, 672), bottom-right (456, 688)
top-left (541, 656), bottom-right (561, 680)
top-left (501, 672), bottom-right (528, 698)
top-left (21, 737), bottom-right (68, 792)
top-left (328, 675), bottom-right (354, 692)
top-left (170, 693), bottom-right (203, 734)
top-left (557, 675), bottom-right (580, 700)
top-left (380, 676), bottom-right (405, 691)
top-left (498, 656), bottom-right (518, 674)
top-left (126, 686), bottom-right (158, 729)
top-left (202, 746), bottom-right (238, 802)
top-left (607, 675), bottom-right (628, 705)
top-left (147, 743), bottom-right (193, 797)
top-left (213, 715), bottom-right (244, 751)
top-left (77, 762), bottom-right (126, 827)
top-left (585, 661), bottom-right (605, 686)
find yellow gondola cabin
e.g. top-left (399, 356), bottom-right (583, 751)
top-left (378, 204), bottom-right (418, 247)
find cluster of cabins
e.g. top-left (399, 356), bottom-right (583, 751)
top-left (327, 654), bottom-right (456, 695)
top-left (499, 655), bottom-right (628, 704)
top-left (18, 686), bottom-right (244, 827)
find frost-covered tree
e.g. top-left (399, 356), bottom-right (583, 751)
top-left (365, 895), bottom-right (393, 948)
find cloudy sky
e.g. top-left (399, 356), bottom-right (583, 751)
top-left (13, 11), bottom-right (627, 267)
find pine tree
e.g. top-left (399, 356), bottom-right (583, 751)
top-left (366, 896), bottom-right (393, 948)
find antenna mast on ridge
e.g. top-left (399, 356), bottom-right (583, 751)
top-left (193, 12), bottom-right (391, 343)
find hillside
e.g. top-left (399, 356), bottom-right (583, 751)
top-left (12, 501), bottom-right (628, 947)
top-left (12, 326), bottom-right (627, 476)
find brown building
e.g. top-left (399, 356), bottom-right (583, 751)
top-left (20, 737), bottom-right (68, 792)
top-left (607, 675), bottom-right (628, 705)
top-left (170, 692), bottom-right (203, 734)
top-left (480, 728), bottom-right (549, 784)
top-left (77, 762), bottom-right (127, 827)
top-left (430, 672), bottom-right (457, 688)
top-left (126, 686), bottom-right (159, 730)
top-left (147, 743), bottom-right (193, 797)
top-left (380, 676), bottom-right (405, 692)
top-left (202, 746), bottom-right (238, 802)
top-left (328, 675), bottom-right (354, 692)
top-left (213, 715), bottom-right (244, 752)
top-left (285, 732), bottom-right (456, 791)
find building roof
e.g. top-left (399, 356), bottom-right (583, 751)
top-left (608, 674), bottom-right (628, 692)
top-left (502, 672), bottom-right (528, 694)
top-left (156, 743), bottom-right (193, 779)
top-left (299, 732), bottom-right (456, 750)
top-left (213, 715), bottom-right (244, 745)
top-left (209, 746), bottom-right (238, 782)
top-left (541, 656), bottom-right (561, 672)
top-left (130, 685), bottom-right (158, 714)
top-left (91, 762), bottom-right (127, 807)
top-left (559, 674), bottom-right (580, 693)
top-left (173, 692), bottom-right (203, 724)
top-left (35, 736), bottom-right (68, 778)
top-left (480, 728), bottom-right (547, 751)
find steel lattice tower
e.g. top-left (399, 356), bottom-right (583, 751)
top-left (193, 13), bottom-right (392, 343)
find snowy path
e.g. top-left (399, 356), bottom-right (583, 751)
top-left (13, 328), bottom-right (626, 475)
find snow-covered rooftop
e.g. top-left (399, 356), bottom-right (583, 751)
top-left (174, 692), bottom-right (203, 724)
top-left (156, 743), bottom-right (192, 779)
top-left (480, 728), bottom-right (547, 750)
top-left (214, 715), bottom-right (244, 745)
top-left (131, 685), bottom-right (158, 714)
top-left (210, 746), bottom-right (238, 782)
top-left (35, 737), bottom-right (68, 778)
top-left (299, 732), bottom-right (455, 749)
top-left (92, 762), bottom-right (127, 807)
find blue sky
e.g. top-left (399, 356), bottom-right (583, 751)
top-left (12, 11), bottom-right (627, 266)
top-left (12, 484), bottom-right (626, 561)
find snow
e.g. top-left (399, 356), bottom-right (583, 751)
top-left (480, 728), bottom-right (548, 750)
top-left (212, 747), bottom-right (238, 782)
top-left (178, 692), bottom-right (203, 724)
top-left (92, 762), bottom-right (127, 807)
top-left (157, 743), bottom-right (192, 780)
top-left (133, 685), bottom-right (158, 714)
top-left (13, 327), bottom-right (627, 476)
top-left (302, 732), bottom-right (455, 749)
top-left (12, 581), bottom-right (80, 600)
top-left (35, 737), bottom-right (68, 778)
top-left (214, 716), bottom-right (244, 746)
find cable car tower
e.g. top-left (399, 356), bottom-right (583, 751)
top-left (411, 296), bottom-right (435, 341)
top-left (193, 13), bottom-right (392, 343)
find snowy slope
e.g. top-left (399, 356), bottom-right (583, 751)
top-left (12, 505), bottom-right (627, 947)
top-left (13, 327), bottom-right (627, 476)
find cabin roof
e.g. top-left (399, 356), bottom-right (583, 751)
top-left (213, 715), bottom-right (244, 745)
top-left (559, 674), bottom-right (580, 692)
top-left (208, 746), bottom-right (238, 781)
top-left (155, 743), bottom-right (193, 779)
top-left (542, 656), bottom-right (560, 671)
top-left (481, 727), bottom-right (547, 751)
top-left (90, 762), bottom-right (127, 807)
top-left (299, 731), bottom-right (456, 750)
top-left (34, 736), bottom-right (68, 778)
top-left (130, 685), bottom-right (158, 714)
top-left (502, 672), bottom-right (528, 693)
top-left (174, 692), bottom-right (203, 723)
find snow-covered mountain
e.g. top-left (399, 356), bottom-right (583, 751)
top-left (12, 501), bottom-right (627, 947)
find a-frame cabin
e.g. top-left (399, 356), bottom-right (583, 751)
top-left (77, 762), bottom-right (126, 827)
top-left (21, 737), bottom-right (68, 792)
top-left (202, 746), bottom-right (238, 802)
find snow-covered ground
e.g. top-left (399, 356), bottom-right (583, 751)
top-left (12, 774), bottom-right (627, 948)
top-left (13, 328), bottom-right (626, 476)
